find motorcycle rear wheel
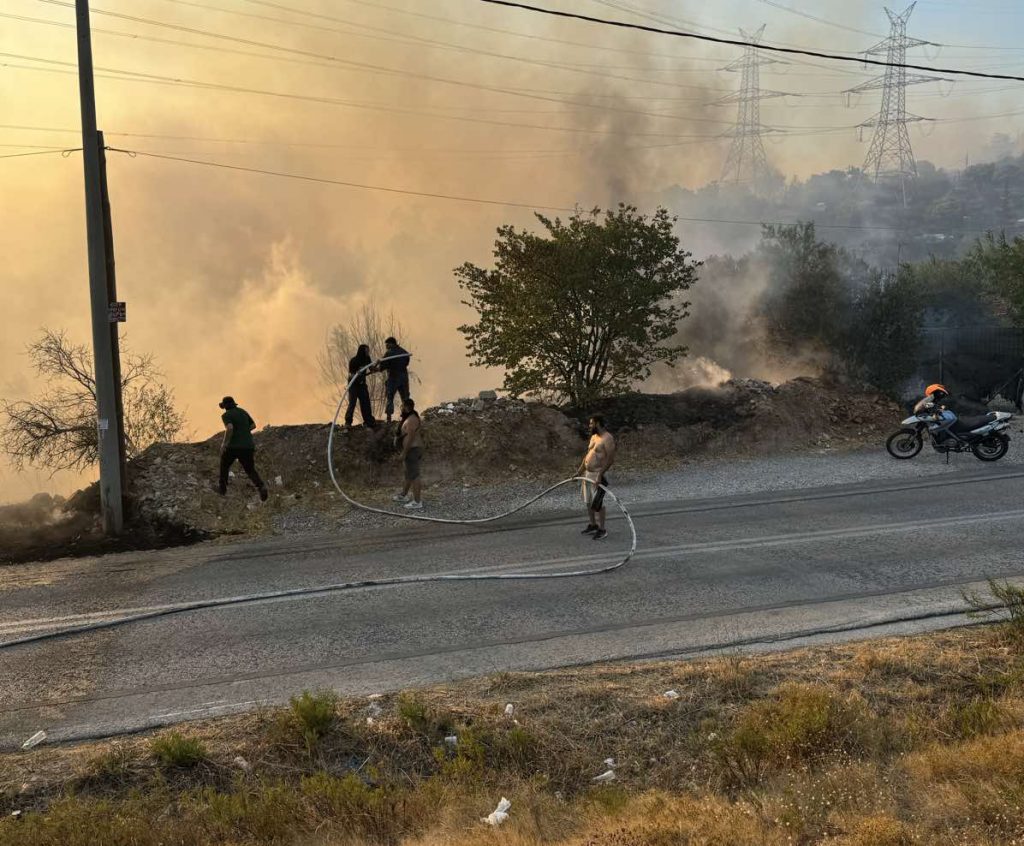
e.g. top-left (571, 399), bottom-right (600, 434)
top-left (972, 435), bottom-right (1009, 462)
top-left (886, 428), bottom-right (922, 459)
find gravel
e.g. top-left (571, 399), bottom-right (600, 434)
top-left (277, 419), bottom-right (1024, 533)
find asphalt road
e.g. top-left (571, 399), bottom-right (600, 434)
top-left (2, 464), bottom-right (1024, 750)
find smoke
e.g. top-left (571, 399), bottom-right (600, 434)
top-left (0, 0), bottom-right (1015, 501)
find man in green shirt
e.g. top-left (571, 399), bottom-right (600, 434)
top-left (217, 396), bottom-right (268, 501)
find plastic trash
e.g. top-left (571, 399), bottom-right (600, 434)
top-left (21, 731), bottom-right (45, 750)
top-left (592, 769), bottom-right (616, 783)
top-left (274, 476), bottom-right (283, 487)
top-left (604, 757), bottom-right (616, 767)
top-left (504, 703), bottom-right (514, 718)
top-left (444, 735), bottom-right (458, 747)
top-left (233, 756), bottom-right (251, 772)
top-left (483, 797), bottom-right (511, 826)
top-left (10, 810), bottom-right (22, 819)
top-left (663, 690), bottom-right (680, 700)
top-left (367, 693), bottom-right (383, 701)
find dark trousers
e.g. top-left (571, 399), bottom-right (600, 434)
top-left (219, 447), bottom-right (265, 493)
top-left (345, 383), bottom-right (375, 427)
top-left (385, 372), bottom-right (410, 418)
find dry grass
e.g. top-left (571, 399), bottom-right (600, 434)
top-left (3, 626), bottom-right (1024, 845)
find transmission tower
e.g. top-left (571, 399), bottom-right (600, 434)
top-left (843, 3), bottom-right (941, 200)
top-left (715, 25), bottom-right (788, 192)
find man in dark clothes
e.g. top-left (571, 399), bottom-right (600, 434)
top-left (375, 336), bottom-right (411, 424)
top-left (344, 343), bottom-right (376, 430)
top-left (217, 396), bottom-right (268, 501)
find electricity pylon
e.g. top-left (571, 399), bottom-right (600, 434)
top-left (844, 2), bottom-right (942, 203)
top-left (716, 25), bottom-right (788, 193)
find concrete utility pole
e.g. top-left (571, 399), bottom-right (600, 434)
top-left (75, 0), bottom-right (125, 534)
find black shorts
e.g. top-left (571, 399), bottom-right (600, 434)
top-left (591, 474), bottom-right (608, 511)
top-left (404, 447), bottom-right (423, 482)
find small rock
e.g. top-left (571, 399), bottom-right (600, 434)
top-left (663, 690), bottom-right (680, 700)
top-left (233, 756), bottom-right (251, 772)
top-left (444, 735), bottom-right (458, 747)
top-left (592, 769), bottom-right (616, 783)
top-left (504, 703), bottom-right (514, 718)
top-left (479, 390), bottom-right (498, 401)
top-left (10, 810), bottom-right (22, 819)
top-left (274, 475), bottom-right (284, 487)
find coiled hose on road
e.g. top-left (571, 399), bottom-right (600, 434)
top-left (0, 355), bottom-right (636, 650)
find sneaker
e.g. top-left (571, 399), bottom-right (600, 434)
top-left (259, 487), bottom-right (269, 502)
top-left (581, 524), bottom-right (598, 535)
top-left (392, 493), bottom-right (410, 503)
top-left (404, 500), bottom-right (424, 510)
top-left (592, 529), bottom-right (608, 541)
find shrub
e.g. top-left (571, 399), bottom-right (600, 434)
top-left (944, 698), bottom-right (1006, 740)
top-left (396, 693), bottom-right (454, 738)
top-left (289, 689), bottom-right (338, 751)
top-left (716, 684), bottom-right (876, 785)
top-left (149, 732), bottom-right (207, 769)
top-left (963, 580), bottom-right (1024, 645)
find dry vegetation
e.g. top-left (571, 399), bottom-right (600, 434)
top-left (3, 622), bottom-right (1024, 845)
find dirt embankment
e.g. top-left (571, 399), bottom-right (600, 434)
top-left (2, 377), bottom-right (899, 561)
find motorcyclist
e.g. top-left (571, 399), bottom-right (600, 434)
top-left (914, 383), bottom-right (957, 442)
top-left (913, 383), bottom-right (950, 414)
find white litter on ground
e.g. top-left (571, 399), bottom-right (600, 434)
top-left (483, 797), bottom-right (511, 826)
top-left (21, 731), bottom-right (45, 750)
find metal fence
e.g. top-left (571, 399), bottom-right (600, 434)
top-left (910, 326), bottom-right (1024, 407)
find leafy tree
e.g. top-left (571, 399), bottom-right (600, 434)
top-left (1, 330), bottom-right (184, 472)
top-left (968, 232), bottom-right (1024, 325)
top-left (756, 222), bottom-right (859, 355)
top-left (455, 205), bottom-right (700, 406)
top-left (846, 269), bottom-right (924, 394)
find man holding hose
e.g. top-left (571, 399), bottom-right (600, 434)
top-left (578, 414), bottom-right (615, 541)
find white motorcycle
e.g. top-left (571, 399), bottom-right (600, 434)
top-left (886, 405), bottom-right (1013, 462)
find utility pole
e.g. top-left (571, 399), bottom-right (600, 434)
top-left (75, 0), bottom-right (125, 534)
top-left (843, 3), bottom-right (944, 206)
top-left (714, 25), bottom-right (788, 195)
top-left (98, 131), bottom-right (129, 512)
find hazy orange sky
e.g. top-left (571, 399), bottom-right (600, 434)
top-left (3, 0), bottom-right (1023, 501)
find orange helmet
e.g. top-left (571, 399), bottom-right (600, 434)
top-left (925, 383), bottom-right (948, 398)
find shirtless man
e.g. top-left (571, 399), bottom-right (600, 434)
top-left (392, 397), bottom-right (425, 510)
top-left (578, 414), bottom-right (616, 541)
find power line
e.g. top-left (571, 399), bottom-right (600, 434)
top-left (31, 0), bottom-right (735, 96)
top-left (104, 145), bottom-right (1018, 235)
top-left (0, 147), bottom-right (80, 160)
top-left (2, 53), bottom-right (865, 136)
top-left (106, 146), bottom-right (578, 211)
top-left (0, 56), bottom-right (731, 138)
top-left (475, 0), bottom-right (1024, 82)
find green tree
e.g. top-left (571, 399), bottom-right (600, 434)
top-left (968, 232), bottom-right (1024, 325)
top-left (455, 205), bottom-right (699, 406)
top-left (757, 222), bottom-right (858, 355)
top-left (846, 269), bottom-right (924, 395)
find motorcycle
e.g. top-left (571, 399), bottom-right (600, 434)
top-left (886, 405), bottom-right (1013, 462)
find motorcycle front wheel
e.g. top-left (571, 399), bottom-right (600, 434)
top-left (886, 428), bottom-right (922, 459)
top-left (972, 435), bottom-right (1009, 462)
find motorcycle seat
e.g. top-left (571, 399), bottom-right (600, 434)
top-left (951, 413), bottom-right (996, 433)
